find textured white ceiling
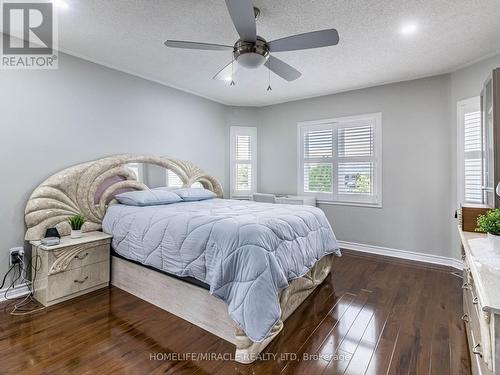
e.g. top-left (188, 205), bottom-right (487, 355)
top-left (58, 0), bottom-right (500, 106)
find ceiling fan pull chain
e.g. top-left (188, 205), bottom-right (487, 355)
top-left (267, 58), bottom-right (272, 91)
top-left (230, 60), bottom-right (235, 86)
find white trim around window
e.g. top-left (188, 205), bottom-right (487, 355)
top-left (230, 126), bottom-right (257, 199)
top-left (126, 162), bottom-right (144, 182)
top-left (297, 113), bottom-right (382, 207)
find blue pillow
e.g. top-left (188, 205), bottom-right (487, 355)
top-left (172, 188), bottom-right (216, 201)
top-left (115, 190), bottom-right (182, 206)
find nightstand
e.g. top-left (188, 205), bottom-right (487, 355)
top-left (30, 231), bottom-right (112, 306)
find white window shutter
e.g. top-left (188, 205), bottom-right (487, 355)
top-left (337, 125), bottom-right (374, 196)
top-left (230, 127), bottom-right (257, 198)
top-left (464, 111), bottom-right (482, 203)
top-left (236, 135), bottom-right (253, 191)
top-left (458, 97), bottom-right (482, 204)
top-left (302, 127), bottom-right (333, 194)
top-left (298, 113), bottom-right (382, 207)
top-left (167, 170), bottom-right (183, 188)
top-left (236, 135), bottom-right (252, 160)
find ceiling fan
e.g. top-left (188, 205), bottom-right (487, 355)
top-left (164, 0), bottom-right (339, 84)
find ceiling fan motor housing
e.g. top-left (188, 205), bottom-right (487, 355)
top-left (233, 36), bottom-right (269, 69)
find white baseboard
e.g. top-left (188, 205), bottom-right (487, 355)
top-left (337, 240), bottom-right (463, 270)
top-left (0, 283), bottom-right (30, 302)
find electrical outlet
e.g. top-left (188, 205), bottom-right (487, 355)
top-left (9, 247), bottom-right (24, 266)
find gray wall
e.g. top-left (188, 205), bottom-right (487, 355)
top-left (257, 76), bottom-right (454, 258)
top-left (0, 53), bottom-right (229, 287)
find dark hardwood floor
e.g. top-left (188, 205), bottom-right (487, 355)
top-left (0, 253), bottom-right (471, 374)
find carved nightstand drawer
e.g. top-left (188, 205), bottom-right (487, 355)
top-left (46, 241), bottom-right (110, 274)
top-left (45, 261), bottom-right (110, 303)
top-left (31, 232), bottom-right (112, 307)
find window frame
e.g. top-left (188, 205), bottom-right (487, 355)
top-left (297, 113), bottom-right (382, 207)
top-left (457, 96), bottom-right (482, 205)
top-left (230, 126), bottom-right (257, 199)
top-left (127, 163), bottom-right (144, 182)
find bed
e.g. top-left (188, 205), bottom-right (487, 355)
top-left (24, 154), bottom-right (340, 363)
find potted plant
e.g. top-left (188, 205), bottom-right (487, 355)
top-left (68, 214), bottom-right (86, 239)
top-left (476, 209), bottom-right (500, 252)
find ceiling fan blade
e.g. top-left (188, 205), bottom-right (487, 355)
top-left (265, 55), bottom-right (301, 81)
top-left (225, 0), bottom-right (257, 42)
top-left (212, 60), bottom-right (238, 81)
top-left (268, 29), bottom-right (339, 52)
top-left (164, 40), bottom-right (233, 51)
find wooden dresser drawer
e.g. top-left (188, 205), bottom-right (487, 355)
top-left (464, 279), bottom-right (494, 374)
top-left (46, 261), bottom-right (110, 303)
top-left (465, 317), bottom-right (492, 375)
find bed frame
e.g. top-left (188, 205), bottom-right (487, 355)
top-left (24, 154), bottom-right (335, 363)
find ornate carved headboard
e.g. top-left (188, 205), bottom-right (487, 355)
top-left (25, 154), bottom-right (223, 241)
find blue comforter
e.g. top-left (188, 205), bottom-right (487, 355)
top-left (102, 198), bottom-right (339, 342)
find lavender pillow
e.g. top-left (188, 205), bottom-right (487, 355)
top-left (115, 190), bottom-right (182, 206)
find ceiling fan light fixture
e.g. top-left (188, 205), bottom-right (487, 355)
top-left (233, 37), bottom-right (269, 69)
top-left (236, 52), bottom-right (267, 68)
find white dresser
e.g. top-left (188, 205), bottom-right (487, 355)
top-left (459, 228), bottom-right (500, 375)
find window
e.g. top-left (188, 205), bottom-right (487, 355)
top-left (166, 170), bottom-right (183, 188)
top-left (126, 163), bottom-right (143, 182)
top-left (457, 97), bottom-right (482, 204)
top-left (165, 170), bottom-right (202, 188)
top-left (230, 126), bottom-right (257, 198)
top-left (298, 113), bottom-right (382, 207)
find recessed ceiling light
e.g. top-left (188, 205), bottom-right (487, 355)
top-left (53, 0), bottom-right (69, 10)
top-left (400, 23), bottom-right (417, 35)
top-left (223, 76), bottom-right (232, 82)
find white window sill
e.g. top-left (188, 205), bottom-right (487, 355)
top-left (317, 200), bottom-right (383, 208)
